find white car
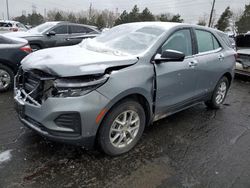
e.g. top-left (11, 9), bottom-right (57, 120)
top-left (0, 20), bottom-right (28, 34)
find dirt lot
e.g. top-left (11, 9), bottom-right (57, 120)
top-left (0, 76), bottom-right (250, 188)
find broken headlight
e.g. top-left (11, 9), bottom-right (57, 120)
top-left (52, 74), bottom-right (109, 97)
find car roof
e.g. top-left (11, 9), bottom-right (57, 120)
top-left (0, 20), bottom-right (19, 24)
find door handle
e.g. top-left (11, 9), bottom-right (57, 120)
top-left (189, 60), bottom-right (198, 68)
top-left (218, 54), bottom-right (224, 61)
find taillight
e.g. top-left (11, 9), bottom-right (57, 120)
top-left (20, 45), bottom-right (32, 53)
top-left (9, 27), bottom-right (18, 32)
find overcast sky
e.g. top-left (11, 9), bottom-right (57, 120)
top-left (0, 0), bottom-right (249, 23)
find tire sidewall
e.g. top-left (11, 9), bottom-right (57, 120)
top-left (0, 64), bottom-right (14, 92)
top-left (98, 100), bottom-right (145, 156)
top-left (211, 77), bottom-right (229, 108)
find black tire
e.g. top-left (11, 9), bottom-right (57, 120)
top-left (98, 99), bottom-right (146, 156)
top-left (205, 76), bottom-right (229, 109)
top-left (30, 44), bottom-right (41, 51)
top-left (0, 64), bottom-right (14, 92)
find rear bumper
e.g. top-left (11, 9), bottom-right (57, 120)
top-left (235, 62), bottom-right (250, 76)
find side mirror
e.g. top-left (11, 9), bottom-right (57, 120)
top-left (46, 30), bottom-right (56, 36)
top-left (154, 49), bottom-right (185, 63)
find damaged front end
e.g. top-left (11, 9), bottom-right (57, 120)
top-left (14, 67), bottom-right (109, 106)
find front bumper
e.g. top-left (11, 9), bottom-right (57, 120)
top-left (14, 89), bottom-right (110, 148)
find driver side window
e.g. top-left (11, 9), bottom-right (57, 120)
top-left (51, 25), bottom-right (68, 34)
top-left (161, 29), bottom-right (193, 56)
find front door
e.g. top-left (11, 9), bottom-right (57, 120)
top-left (154, 29), bottom-right (198, 116)
top-left (48, 24), bottom-right (70, 47)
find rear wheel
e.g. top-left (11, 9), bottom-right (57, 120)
top-left (205, 76), bottom-right (229, 109)
top-left (98, 99), bottom-right (145, 156)
top-left (0, 64), bottom-right (14, 92)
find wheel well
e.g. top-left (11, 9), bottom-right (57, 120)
top-left (0, 61), bottom-right (16, 74)
top-left (99, 93), bottom-right (151, 128)
top-left (223, 72), bottom-right (232, 86)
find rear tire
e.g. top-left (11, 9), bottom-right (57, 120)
top-left (0, 64), bottom-right (14, 92)
top-left (205, 76), bottom-right (229, 109)
top-left (98, 99), bottom-right (145, 156)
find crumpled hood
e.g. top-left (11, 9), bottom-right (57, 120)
top-left (21, 45), bottom-right (138, 77)
top-left (4, 31), bottom-right (42, 38)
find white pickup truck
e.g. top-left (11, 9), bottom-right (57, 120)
top-left (236, 34), bottom-right (250, 76)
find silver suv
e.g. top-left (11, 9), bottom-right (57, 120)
top-left (14, 22), bottom-right (236, 156)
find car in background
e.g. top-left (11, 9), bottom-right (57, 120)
top-left (0, 20), bottom-right (28, 34)
top-left (235, 34), bottom-right (250, 76)
top-left (14, 22), bottom-right (236, 156)
top-left (0, 35), bottom-right (31, 92)
top-left (4, 21), bottom-right (100, 51)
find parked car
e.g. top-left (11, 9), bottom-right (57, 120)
top-left (0, 35), bottom-right (31, 92)
top-left (14, 22), bottom-right (236, 156)
top-left (235, 34), bottom-right (250, 76)
top-left (0, 20), bottom-right (28, 34)
top-left (4, 21), bottom-right (100, 51)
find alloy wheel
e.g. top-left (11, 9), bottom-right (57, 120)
top-left (109, 110), bottom-right (140, 148)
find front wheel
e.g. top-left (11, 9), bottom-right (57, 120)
top-left (0, 64), bottom-right (14, 92)
top-left (205, 76), bottom-right (229, 109)
top-left (98, 99), bottom-right (145, 156)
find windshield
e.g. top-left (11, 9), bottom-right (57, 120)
top-left (81, 24), bottom-right (165, 56)
top-left (28, 22), bottom-right (59, 34)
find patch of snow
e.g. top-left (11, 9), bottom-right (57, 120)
top-left (0, 150), bottom-right (12, 165)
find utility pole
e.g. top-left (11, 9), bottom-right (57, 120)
top-left (6, 0), bottom-right (9, 20)
top-left (208, 0), bottom-right (216, 27)
top-left (89, 2), bottom-right (92, 21)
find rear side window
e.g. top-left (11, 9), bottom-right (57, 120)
top-left (161, 29), bottom-right (193, 56)
top-left (70, 25), bottom-right (93, 34)
top-left (195, 30), bottom-right (221, 53)
top-left (0, 22), bottom-right (12, 27)
top-left (52, 25), bottom-right (68, 34)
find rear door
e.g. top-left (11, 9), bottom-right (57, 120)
top-left (154, 28), bottom-right (198, 116)
top-left (68, 25), bottom-right (96, 45)
top-left (193, 29), bottom-right (225, 96)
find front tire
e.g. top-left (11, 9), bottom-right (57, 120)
top-left (205, 76), bottom-right (229, 109)
top-left (0, 64), bottom-right (14, 92)
top-left (98, 99), bottom-right (146, 156)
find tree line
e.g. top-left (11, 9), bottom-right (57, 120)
top-left (13, 4), bottom-right (250, 33)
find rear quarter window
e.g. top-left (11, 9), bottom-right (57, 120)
top-left (195, 29), bottom-right (221, 53)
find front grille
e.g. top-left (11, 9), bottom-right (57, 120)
top-left (15, 68), bottom-right (55, 105)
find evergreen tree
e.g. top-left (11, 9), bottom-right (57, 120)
top-left (114, 10), bottom-right (129, 25)
top-left (215, 6), bottom-right (233, 31)
top-left (54, 12), bottom-right (64, 21)
top-left (236, 4), bottom-right (250, 33)
top-left (128, 5), bottom-right (140, 22)
top-left (170, 14), bottom-right (183, 23)
top-left (140, 8), bottom-right (155, 21)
